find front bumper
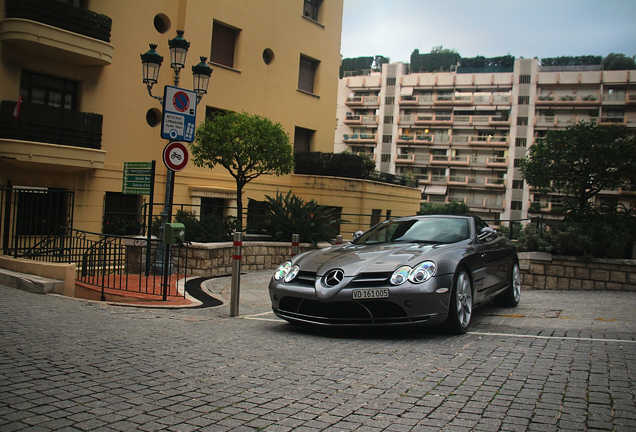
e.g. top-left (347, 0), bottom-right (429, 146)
top-left (269, 273), bottom-right (454, 327)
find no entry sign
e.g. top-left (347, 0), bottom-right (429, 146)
top-left (163, 141), bottom-right (189, 171)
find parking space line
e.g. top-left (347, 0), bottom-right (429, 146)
top-left (470, 331), bottom-right (636, 344)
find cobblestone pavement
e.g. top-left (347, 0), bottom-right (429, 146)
top-left (1, 271), bottom-right (635, 432)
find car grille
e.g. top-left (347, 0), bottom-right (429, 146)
top-left (295, 271), bottom-right (316, 288)
top-left (277, 296), bottom-right (429, 325)
top-left (347, 272), bottom-right (391, 288)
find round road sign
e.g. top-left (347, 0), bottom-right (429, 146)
top-left (163, 141), bottom-right (189, 171)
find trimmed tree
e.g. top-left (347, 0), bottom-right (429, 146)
top-left (520, 121), bottom-right (636, 212)
top-left (190, 111), bottom-right (294, 231)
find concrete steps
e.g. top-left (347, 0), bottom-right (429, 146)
top-left (0, 267), bottom-right (65, 294)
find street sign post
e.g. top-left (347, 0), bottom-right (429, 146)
top-left (161, 85), bottom-right (197, 143)
top-left (123, 161), bottom-right (153, 195)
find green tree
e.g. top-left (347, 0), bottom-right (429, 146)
top-left (602, 53), bottom-right (636, 70)
top-left (520, 121), bottom-right (636, 212)
top-left (190, 111), bottom-right (294, 231)
top-left (419, 201), bottom-right (469, 215)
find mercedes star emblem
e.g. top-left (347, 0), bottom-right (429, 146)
top-left (324, 269), bottom-right (344, 287)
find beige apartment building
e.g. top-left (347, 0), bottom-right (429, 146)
top-left (335, 58), bottom-right (636, 223)
top-left (0, 0), bottom-right (420, 246)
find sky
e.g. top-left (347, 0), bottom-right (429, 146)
top-left (340, 0), bottom-right (636, 63)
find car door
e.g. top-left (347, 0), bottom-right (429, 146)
top-left (476, 218), bottom-right (511, 296)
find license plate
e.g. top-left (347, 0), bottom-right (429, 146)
top-left (352, 288), bottom-right (389, 300)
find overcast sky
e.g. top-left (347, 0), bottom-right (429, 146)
top-left (340, 0), bottom-right (636, 63)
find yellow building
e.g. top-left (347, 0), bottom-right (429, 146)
top-left (0, 0), bottom-right (420, 246)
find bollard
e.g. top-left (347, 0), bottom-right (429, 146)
top-left (291, 233), bottom-right (300, 257)
top-left (336, 235), bottom-right (343, 245)
top-left (230, 232), bottom-right (242, 317)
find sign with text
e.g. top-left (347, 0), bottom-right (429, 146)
top-left (123, 162), bottom-right (153, 195)
top-left (161, 85), bottom-right (197, 143)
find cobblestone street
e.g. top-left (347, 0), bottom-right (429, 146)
top-left (1, 272), bottom-right (635, 431)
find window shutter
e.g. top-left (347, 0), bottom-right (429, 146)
top-left (298, 57), bottom-right (315, 93)
top-left (210, 22), bottom-right (236, 68)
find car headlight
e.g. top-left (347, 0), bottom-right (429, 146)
top-left (274, 261), bottom-right (292, 280)
top-left (390, 261), bottom-right (436, 285)
top-left (284, 265), bottom-right (300, 283)
top-left (409, 261), bottom-right (436, 284)
top-left (390, 266), bottom-right (412, 285)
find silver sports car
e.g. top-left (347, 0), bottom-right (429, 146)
top-left (269, 215), bottom-right (520, 334)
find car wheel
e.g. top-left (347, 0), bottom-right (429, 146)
top-left (498, 262), bottom-right (521, 307)
top-left (445, 268), bottom-right (473, 334)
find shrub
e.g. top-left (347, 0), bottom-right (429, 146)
top-left (418, 201), bottom-right (469, 215)
top-left (254, 191), bottom-right (347, 246)
top-left (174, 210), bottom-right (238, 243)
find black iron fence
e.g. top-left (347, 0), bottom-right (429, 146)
top-left (0, 101), bottom-right (103, 150)
top-left (5, 0), bottom-right (112, 42)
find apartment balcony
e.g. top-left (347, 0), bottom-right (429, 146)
top-left (535, 116), bottom-right (558, 127)
top-left (449, 156), bottom-right (470, 166)
top-left (430, 175), bottom-right (448, 184)
top-left (467, 197), bottom-right (505, 210)
top-left (489, 116), bottom-right (511, 126)
top-left (535, 94), bottom-right (600, 105)
top-left (468, 136), bottom-right (509, 147)
top-left (344, 114), bottom-right (378, 125)
top-left (0, 0), bottom-right (113, 66)
top-left (415, 114), bottom-right (453, 125)
top-left (399, 95), bottom-right (434, 106)
top-left (446, 196), bottom-right (467, 204)
top-left (416, 174), bottom-right (431, 184)
top-left (430, 155), bottom-right (450, 165)
top-left (448, 176), bottom-right (469, 186)
top-left (397, 133), bottom-right (433, 145)
top-left (602, 93), bottom-right (628, 104)
top-left (598, 116), bottom-right (627, 126)
top-left (343, 133), bottom-right (377, 144)
top-left (486, 157), bottom-right (508, 168)
top-left (345, 95), bottom-right (380, 107)
top-left (0, 100), bottom-right (105, 169)
top-left (627, 95), bottom-right (636, 104)
top-left (395, 153), bottom-right (415, 164)
top-left (484, 177), bottom-right (506, 188)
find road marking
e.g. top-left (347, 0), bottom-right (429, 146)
top-left (470, 331), bottom-right (636, 344)
top-left (241, 311), bottom-right (284, 322)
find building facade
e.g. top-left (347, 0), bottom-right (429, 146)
top-left (335, 59), bottom-right (636, 223)
top-left (0, 0), bottom-right (421, 244)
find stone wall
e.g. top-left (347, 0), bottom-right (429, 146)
top-left (172, 241), bottom-right (325, 277)
top-left (519, 252), bottom-right (636, 291)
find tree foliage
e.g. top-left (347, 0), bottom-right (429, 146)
top-left (410, 49), bottom-right (461, 73)
top-left (540, 55), bottom-right (602, 66)
top-left (340, 56), bottom-right (389, 78)
top-left (418, 201), bottom-right (469, 215)
top-left (520, 121), bottom-right (636, 212)
top-left (294, 151), bottom-right (376, 179)
top-left (190, 111), bottom-right (294, 231)
top-left (459, 55), bottom-right (515, 68)
top-left (602, 53), bottom-right (636, 70)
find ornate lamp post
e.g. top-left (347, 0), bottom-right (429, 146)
top-left (140, 31), bottom-right (212, 294)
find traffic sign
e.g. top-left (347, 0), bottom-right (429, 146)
top-left (123, 162), bottom-right (153, 195)
top-left (163, 141), bottom-right (189, 171)
top-left (161, 85), bottom-right (197, 142)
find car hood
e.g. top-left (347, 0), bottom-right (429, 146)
top-left (295, 242), bottom-right (451, 276)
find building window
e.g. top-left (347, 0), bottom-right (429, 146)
top-left (384, 116), bottom-right (393, 124)
top-left (382, 134), bottom-right (392, 143)
top-left (386, 77), bottom-right (396, 86)
top-left (302, 0), bottom-right (322, 22)
top-left (370, 209), bottom-right (382, 227)
top-left (519, 75), bottom-right (531, 84)
top-left (518, 95), bottom-right (530, 104)
top-left (210, 21), bottom-right (239, 68)
top-left (298, 55), bottom-right (319, 93)
top-left (517, 116), bottom-right (528, 126)
top-left (512, 180), bottom-right (524, 189)
top-left (513, 158), bottom-right (523, 167)
top-left (16, 188), bottom-right (71, 235)
top-left (294, 126), bottom-right (314, 152)
top-left (201, 197), bottom-right (225, 218)
top-left (103, 192), bottom-right (141, 235)
top-left (246, 200), bottom-right (267, 234)
top-left (20, 71), bottom-right (77, 110)
top-left (385, 96), bottom-right (395, 105)
top-left (515, 137), bottom-right (527, 147)
top-left (511, 201), bottom-right (523, 210)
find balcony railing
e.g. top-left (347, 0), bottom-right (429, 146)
top-left (536, 94), bottom-right (600, 105)
top-left (345, 96), bottom-right (379, 106)
top-left (486, 157), bottom-right (508, 168)
top-left (5, 0), bottom-right (112, 42)
top-left (344, 115), bottom-right (378, 125)
top-left (0, 101), bottom-right (102, 149)
top-left (395, 154), bottom-right (415, 164)
top-left (343, 133), bottom-right (377, 143)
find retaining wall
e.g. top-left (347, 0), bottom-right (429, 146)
top-left (519, 252), bottom-right (636, 291)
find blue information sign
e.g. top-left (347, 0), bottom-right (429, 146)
top-left (161, 86), bottom-right (197, 143)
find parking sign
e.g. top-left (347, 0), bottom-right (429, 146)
top-left (161, 86), bottom-right (197, 143)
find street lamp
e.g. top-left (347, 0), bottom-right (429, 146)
top-left (139, 30), bottom-right (213, 294)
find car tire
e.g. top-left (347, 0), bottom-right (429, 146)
top-left (497, 261), bottom-right (521, 307)
top-left (444, 267), bottom-right (473, 335)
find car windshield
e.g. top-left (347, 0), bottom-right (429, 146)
top-left (352, 218), bottom-right (470, 245)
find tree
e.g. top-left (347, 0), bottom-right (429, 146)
top-left (419, 201), bottom-right (469, 215)
top-left (521, 121), bottom-right (636, 212)
top-left (190, 111), bottom-right (294, 231)
top-left (602, 53), bottom-right (636, 70)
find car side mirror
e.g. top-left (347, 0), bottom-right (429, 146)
top-left (478, 227), bottom-right (497, 242)
top-left (353, 230), bottom-right (364, 240)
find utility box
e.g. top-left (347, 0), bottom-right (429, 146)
top-left (164, 223), bottom-right (185, 244)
